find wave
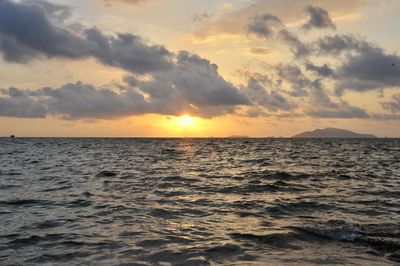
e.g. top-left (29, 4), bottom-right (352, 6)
top-left (230, 232), bottom-right (302, 250)
top-left (96, 170), bottom-right (118, 177)
top-left (298, 223), bottom-right (362, 241)
top-left (0, 199), bottom-right (53, 207)
top-left (1, 138), bottom-right (399, 265)
top-left (294, 221), bottom-right (400, 262)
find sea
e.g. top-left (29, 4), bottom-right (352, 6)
top-left (0, 138), bottom-right (399, 265)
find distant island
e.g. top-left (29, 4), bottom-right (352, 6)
top-left (227, 135), bottom-right (250, 139)
top-left (292, 128), bottom-right (377, 139)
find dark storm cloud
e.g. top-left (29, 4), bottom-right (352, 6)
top-left (0, 88), bottom-right (47, 118)
top-left (247, 13), bottom-right (282, 38)
top-left (382, 94), bottom-right (400, 113)
top-left (0, 0), bottom-right (172, 73)
top-left (302, 6), bottom-right (336, 31)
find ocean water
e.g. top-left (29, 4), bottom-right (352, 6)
top-left (0, 138), bottom-right (399, 266)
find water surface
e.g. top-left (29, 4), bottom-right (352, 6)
top-left (1, 138), bottom-right (399, 265)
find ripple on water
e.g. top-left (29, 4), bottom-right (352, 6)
top-left (96, 170), bottom-right (118, 177)
top-left (0, 138), bottom-right (399, 265)
top-left (0, 199), bottom-right (54, 207)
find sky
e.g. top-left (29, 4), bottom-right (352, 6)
top-left (0, 0), bottom-right (399, 137)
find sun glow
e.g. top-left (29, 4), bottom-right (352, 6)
top-left (154, 114), bottom-right (249, 137)
top-left (160, 114), bottom-right (204, 136)
top-left (176, 115), bottom-right (197, 128)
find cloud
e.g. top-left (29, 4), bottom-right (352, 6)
top-left (103, 0), bottom-right (147, 6)
top-left (274, 64), bottom-right (311, 96)
top-left (250, 47), bottom-right (271, 55)
top-left (0, 34), bottom-right (39, 63)
top-left (23, 0), bottom-right (72, 22)
top-left (304, 34), bottom-right (400, 94)
top-left (0, 0), bottom-right (88, 61)
top-left (42, 82), bottom-right (149, 119)
top-left (305, 61), bottom-right (334, 77)
top-left (382, 94), bottom-right (400, 113)
top-left (247, 13), bottom-right (282, 38)
top-left (305, 80), bottom-right (369, 118)
top-left (236, 73), bottom-right (370, 119)
top-left (335, 44), bottom-right (400, 93)
top-left (370, 113), bottom-right (400, 121)
top-left (0, 0), bottom-right (172, 73)
top-left (85, 28), bottom-right (173, 74)
top-left (199, 2), bottom-right (396, 120)
top-left (315, 34), bottom-right (370, 56)
top-left (302, 5), bottom-right (336, 30)
top-left (0, 52), bottom-right (250, 119)
top-left (0, 80), bottom-right (247, 120)
top-left (302, 32), bottom-right (400, 96)
top-left (307, 105), bottom-right (369, 118)
top-left (0, 88), bottom-right (47, 118)
top-left (191, 0), bottom-right (365, 40)
top-left (243, 78), bottom-right (297, 112)
top-left (245, 11), bottom-right (311, 58)
top-left (0, 0), bottom-right (251, 120)
top-left (0, 0), bottom-right (397, 123)
top-left (278, 29), bottom-right (311, 58)
top-left (131, 51), bottom-right (250, 118)
top-left (244, 65), bottom-right (371, 119)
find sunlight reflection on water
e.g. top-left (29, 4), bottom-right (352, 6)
top-left (0, 138), bottom-right (399, 265)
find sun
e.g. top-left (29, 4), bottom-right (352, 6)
top-left (161, 114), bottom-right (205, 136)
top-left (177, 115), bottom-right (196, 128)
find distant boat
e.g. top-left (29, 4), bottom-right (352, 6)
top-left (10, 135), bottom-right (15, 138)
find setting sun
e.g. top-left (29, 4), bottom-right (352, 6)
top-left (177, 115), bottom-right (196, 128)
top-left (159, 114), bottom-right (207, 136)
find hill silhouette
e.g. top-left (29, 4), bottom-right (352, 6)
top-left (292, 128), bottom-right (377, 138)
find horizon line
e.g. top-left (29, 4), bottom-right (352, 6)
top-left (1, 136), bottom-right (397, 139)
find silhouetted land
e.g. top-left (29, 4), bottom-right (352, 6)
top-left (292, 128), bottom-right (377, 138)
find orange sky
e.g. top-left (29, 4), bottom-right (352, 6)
top-left (0, 0), bottom-right (399, 137)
